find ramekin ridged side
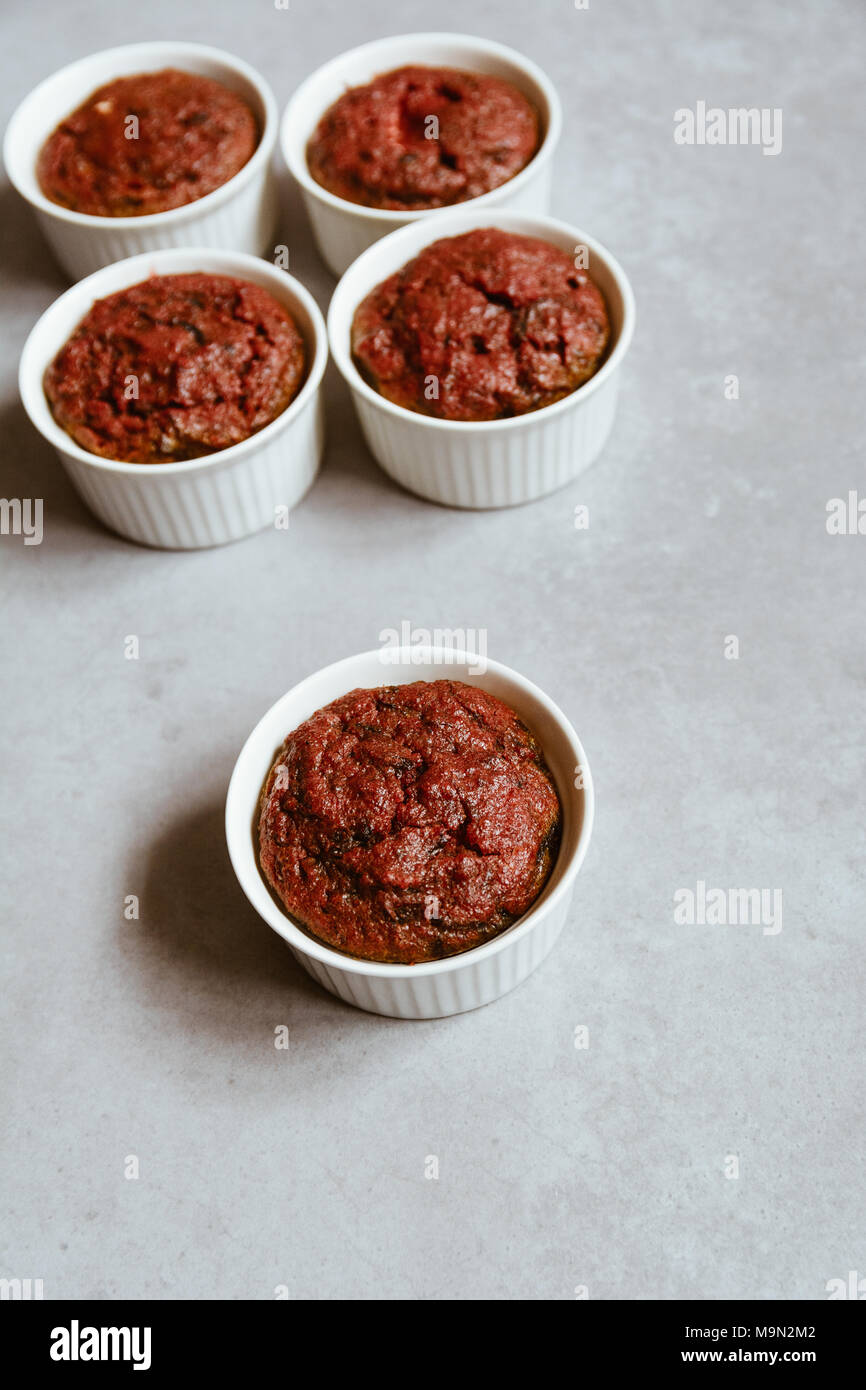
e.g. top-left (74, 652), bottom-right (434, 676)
top-left (225, 647), bottom-right (594, 1020)
top-left (3, 42), bottom-right (279, 281)
top-left (351, 378), bottom-right (620, 510)
top-left (327, 209), bottom-right (636, 509)
top-left (289, 896), bottom-right (571, 1017)
top-left (19, 248), bottom-right (328, 549)
top-left (280, 32), bottom-right (562, 277)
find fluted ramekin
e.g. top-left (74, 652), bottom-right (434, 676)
top-left (327, 208), bottom-right (636, 509)
top-left (281, 32), bottom-right (562, 277)
top-left (226, 646), bottom-right (594, 1019)
top-left (19, 248), bottom-right (327, 549)
top-left (4, 42), bottom-right (279, 281)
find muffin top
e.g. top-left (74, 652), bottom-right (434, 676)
top-left (258, 679), bottom-right (562, 965)
top-left (37, 68), bottom-right (258, 217)
top-left (351, 227), bottom-right (610, 422)
top-left (307, 65), bottom-right (539, 210)
top-left (44, 272), bottom-right (306, 464)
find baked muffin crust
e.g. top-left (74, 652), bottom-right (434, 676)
top-left (258, 680), bottom-right (562, 965)
top-left (37, 68), bottom-right (258, 217)
top-left (44, 272), bottom-right (306, 464)
top-left (307, 65), bottom-right (539, 210)
top-left (351, 227), bottom-right (610, 421)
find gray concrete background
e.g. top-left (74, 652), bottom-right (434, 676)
top-left (1, 0), bottom-right (863, 1300)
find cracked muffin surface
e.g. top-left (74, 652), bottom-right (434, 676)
top-left (351, 227), bottom-right (610, 421)
top-left (44, 272), bottom-right (306, 464)
top-left (37, 68), bottom-right (258, 218)
top-left (258, 680), bottom-right (562, 964)
top-left (307, 65), bottom-right (539, 210)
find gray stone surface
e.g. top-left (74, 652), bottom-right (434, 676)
top-left (1, 0), bottom-right (863, 1301)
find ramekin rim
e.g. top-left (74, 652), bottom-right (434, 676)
top-left (280, 30), bottom-right (563, 223)
top-left (326, 209), bottom-right (636, 433)
top-left (18, 247), bottom-right (329, 477)
top-left (3, 40), bottom-right (279, 230)
top-left (225, 645), bottom-right (595, 979)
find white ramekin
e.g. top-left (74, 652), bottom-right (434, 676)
top-left (226, 646), bottom-right (594, 1019)
top-left (327, 208), bottom-right (636, 509)
top-left (281, 32), bottom-right (562, 277)
top-left (19, 248), bottom-right (327, 549)
top-left (4, 42), bottom-right (279, 281)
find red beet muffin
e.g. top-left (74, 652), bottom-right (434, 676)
top-left (307, 65), bottom-right (539, 210)
top-left (44, 272), bottom-right (306, 464)
top-left (37, 69), bottom-right (258, 217)
top-left (258, 680), bottom-right (562, 965)
top-left (351, 227), bottom-right (610, 422)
